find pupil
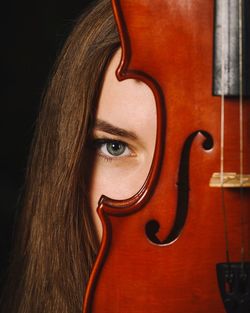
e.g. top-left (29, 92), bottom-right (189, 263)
top-left (107, 141), bottom-right (125, 156)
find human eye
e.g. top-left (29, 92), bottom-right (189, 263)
top-left (92, 138), bottom-right (134, 160)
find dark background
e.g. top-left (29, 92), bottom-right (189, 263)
top-left (0, 0), bottom-right (94, 293)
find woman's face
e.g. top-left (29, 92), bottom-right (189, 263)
top-left (89, 50), bottom-right (156, 237)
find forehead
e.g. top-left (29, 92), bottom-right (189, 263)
top-left (96, 49), bottom-right (156, 135)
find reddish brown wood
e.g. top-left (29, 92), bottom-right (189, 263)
top-left (83, 1), bottom-right (250, 312)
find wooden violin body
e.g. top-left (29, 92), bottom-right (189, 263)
top-left (83, 1), bottom-right (250, 312)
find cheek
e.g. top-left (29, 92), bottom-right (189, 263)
top-left (89, 157), bottom-right (150, 211)
top-left (89, 157), bottom-right (152, 238)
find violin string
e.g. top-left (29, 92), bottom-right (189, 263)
top-left (238, 0), bottom-right (245, 267)
top-left (239, 0), bottom-right (243, 186)
top-left (220, 0), bottom-right (230, 264)
top-left (220, 0), bottom-right (225, 187)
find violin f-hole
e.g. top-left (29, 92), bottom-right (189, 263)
top-left (145, 130), bottom-right (213, 246)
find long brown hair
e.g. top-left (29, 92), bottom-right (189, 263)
top-left (1, 1), bottom-right (119, 312)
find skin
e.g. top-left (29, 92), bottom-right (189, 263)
top-left (89, 50), bottom-right (156, 237)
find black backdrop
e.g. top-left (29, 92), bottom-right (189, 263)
top-left (0, 0), bottom-right (95, 293)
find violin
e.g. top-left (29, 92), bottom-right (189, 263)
top-left (83, 0), bottom-right (250, 312)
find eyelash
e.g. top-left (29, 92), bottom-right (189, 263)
top-left (92, 138), bottom-right (133, 161)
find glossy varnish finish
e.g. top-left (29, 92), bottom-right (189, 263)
top-left (83, 1), bottom-right (250, 312)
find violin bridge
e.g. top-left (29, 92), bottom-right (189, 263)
top-left (209, 172), bottom-right (250, 188)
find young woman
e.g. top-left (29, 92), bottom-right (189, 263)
top-left (0, 0), bottom-right (156, 312)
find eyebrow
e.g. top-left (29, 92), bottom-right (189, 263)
top-left (93, 119), bottom-right (138, 140)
